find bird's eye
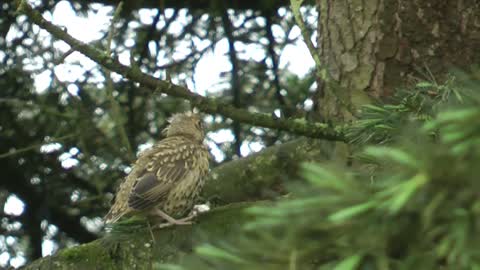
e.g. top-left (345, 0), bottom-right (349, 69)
top-left (195, 120), bottom-right (202, 129)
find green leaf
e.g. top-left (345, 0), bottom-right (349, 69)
top-left (364, 147), bottom-right (418, 168)
top-left (437, 109), bottom-right (477, 122)
top-left (328, 202), bottom-right (375, 223)
top-left (333, 254), bottom-right (363, 270)
top-left (301, 163), bottom-right (337, 183)
top-left (422, 191), bottom-right (447, 228)
top-left (374, 124), bottom-right (394, 130)
top-left (362, 104), bottom-right (387, 113)
top-left (156, 264), bottom-right (186, 270)
top-left (451, 141), bottom-right (475, 156)
top-left (243, 218), bottom-right (282, 230)
top-left (301, 163), bottom-right (350, 191)
top-left (388, 173), bottom-right (428, 214)
top-left (384, 104), bottom-right (405, 110)
top-left (416, 82), bottom-right (434, 88)
top-left (195, 245), bottom-right (246, 264)
top-left (442, 131), bottom-right (466, 143)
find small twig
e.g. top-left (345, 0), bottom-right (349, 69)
top-left (102, 2), bottom-right (135, 161)
top-left (290, 0), bottom-right (328, 82)
top-left (0, 134), bottom-right (77, 158)
top-left (53, 48), bottom-right (75, 65)
top-left (290, 1), bottom-right (358, 118)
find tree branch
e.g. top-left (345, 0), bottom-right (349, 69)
top-left (14, 0), bottom-right (345, 141)
top-left (22, 202), bottom-right (261, 270)
top-left (19, 134), bottom-right (332, 268)
top-left (201, 137), bottom-right (332, 205)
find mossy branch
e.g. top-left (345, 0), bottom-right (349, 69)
top-left (22, 202), bottom-right (261, 270)
top-left (19, 136), bottom-right (330, 268)
top-left (202, 138), bottom-right (332, 204)
top-left (14, 0), bottom-right (345, 141)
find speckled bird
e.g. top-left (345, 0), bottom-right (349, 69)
top-left (104, 112), bottom-right (210, 226)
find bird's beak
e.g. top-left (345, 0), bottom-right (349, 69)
top-left (161, 126), bottom-right (169, 137)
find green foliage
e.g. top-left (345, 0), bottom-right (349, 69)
top-left (346, 75), bottom-right (467, 145)
top-left (162, 77), bottom-right (480, 269)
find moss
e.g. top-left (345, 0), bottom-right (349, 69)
top-left (24, 241), bottom-right (115, 270)
top-left (23, 202), bottom-right (261, 270)
top-left (60, 242), bottom-right (101, 261)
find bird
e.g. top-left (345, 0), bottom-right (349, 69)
top-left (104, 112), bottom-right (210, 227)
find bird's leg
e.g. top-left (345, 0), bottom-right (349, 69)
top-left (173, 204), bottom-right (209, 223)
top-left (175, 211), bottom-right (198, 222)
top-left (152, 208), bottom-right (193, 229)
top-left (152, 204), bottom-right (209, 229)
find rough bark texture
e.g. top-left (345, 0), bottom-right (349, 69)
top-left (315, 0), bottom-right (480, 121)
top-left (312, 0), bottom-right (480, 164)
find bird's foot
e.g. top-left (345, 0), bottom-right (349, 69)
top-left (152, 208), bottom-right (195, 229)
top-left (152, 204), bottom-right (210, 229)
top-left (153, 217), bottom-right (194, 229)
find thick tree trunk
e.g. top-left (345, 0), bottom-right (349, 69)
top-left (312, 0), bottom-right (480, 164)
top-left (314, 0), bottom-right (480, 121)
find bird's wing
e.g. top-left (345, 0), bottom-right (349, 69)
top-left (127, 138), bottom-right (194, 211)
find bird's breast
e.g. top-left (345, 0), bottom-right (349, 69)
top-left (162, 169), bottom-right (205, 217)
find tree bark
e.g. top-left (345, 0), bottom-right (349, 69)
top-left (315, 0), bottom-right (480, 121)
top-left (312, 0), bottom-right (480, 164)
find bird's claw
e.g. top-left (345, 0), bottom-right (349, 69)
top-left (154, 220), bottom-right (193, 229)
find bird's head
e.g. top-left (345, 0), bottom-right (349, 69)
top-left (163, 112), bottom-right (205, 142)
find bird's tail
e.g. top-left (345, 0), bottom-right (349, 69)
top-left (104, 205), bottom-right (128, 224)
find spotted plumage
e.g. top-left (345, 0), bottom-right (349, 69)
top-left (104, 112), bottom-right (210, 225)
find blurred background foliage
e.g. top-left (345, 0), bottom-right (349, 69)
top-left (2, 0), bottom-right (480, 269)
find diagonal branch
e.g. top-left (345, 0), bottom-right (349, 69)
top-left (14, 0), bottom-right (344, 141)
